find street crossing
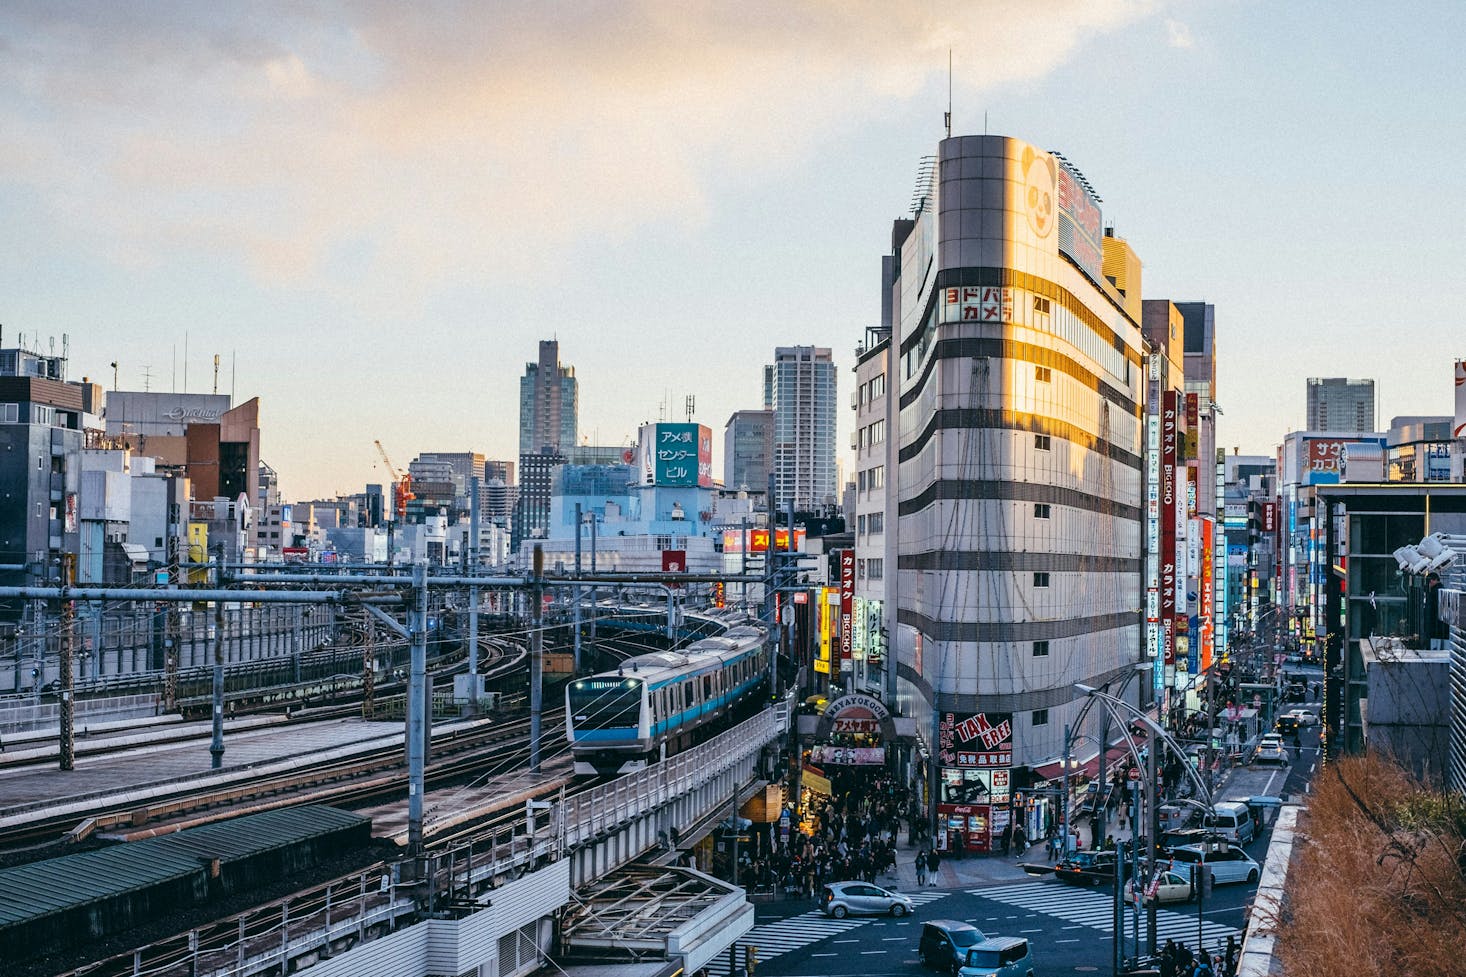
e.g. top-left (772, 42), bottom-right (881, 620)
top-left (706, 890), bottom-right (949, 975)
top-left (969, 881), bottom-right (1241, 948)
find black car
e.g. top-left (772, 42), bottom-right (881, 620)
top-left (1053, 849), bottom-right (1127, 886)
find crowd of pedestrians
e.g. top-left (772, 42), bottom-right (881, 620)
top-left (1154, 935), bottom-right (1239, 977)
top-left (744, 770), bottom-right (931, 898)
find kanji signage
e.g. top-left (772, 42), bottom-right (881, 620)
top-left (938, 711), bottom-right (1013, 768)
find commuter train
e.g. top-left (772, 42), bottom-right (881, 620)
top-left (565, 623), bottom-right (770, 776)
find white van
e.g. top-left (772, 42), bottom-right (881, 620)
top-left (1202, 801), bottom-right (1254, 845)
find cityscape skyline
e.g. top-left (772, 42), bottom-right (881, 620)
top-left (3, 4), bottom-right (1464, 501)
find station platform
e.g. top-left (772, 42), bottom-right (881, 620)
top-left (0, 715), bottom-right (406, 829)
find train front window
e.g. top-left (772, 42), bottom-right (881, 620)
top-left (569, 679), bottom-right (642, 729)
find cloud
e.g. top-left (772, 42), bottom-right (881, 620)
top-left (1165, 18), bottom-right (1194, 49)
top-left (0, 1), bottom-right (1159, 306)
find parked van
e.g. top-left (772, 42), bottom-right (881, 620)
top-left (1202, 801), bottom-right (1254, 845)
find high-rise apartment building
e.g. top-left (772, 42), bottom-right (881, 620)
top-left (515, 341), bottom-right (577, 545)
top-left (1307, 377), bottom-right (1375, 432)
top-left (723, 409), bottom-right (774, 493)
top-left (762, 347), bottom-right (837, 511)
top-left (864, 135), bottom-right (1147, 852)
top-left (519, 340), bottom-right (577, 456)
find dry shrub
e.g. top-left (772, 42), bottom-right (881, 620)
top-left (1277, 754), bottom-right (1466, 977)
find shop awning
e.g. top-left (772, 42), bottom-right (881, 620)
top-left (1031, 740), bottom-right (1145, 783)
top-left (120, 542), bottom-right (151, 565)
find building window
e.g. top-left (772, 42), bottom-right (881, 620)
top-left (1033, 296), bottom-right (1052, 315)
top-left (858, 515), bottom-right (867, 535)
top-left (870, 466), bottom-right (885, 489)
top-left (857, 559), bottom-right (866, 579)
top-left (858, 470), bottom-right (867, 491)
top-left (1033, 640), bottom-right (1050, 657)
top-left (1033, 709), bottom-right (1049, 727)
top-left (1033, 503), bottom-right (1051, 519)
top-left (869, 512), bottom-right (884, 534)
top-left (1033, 572), bottom-right (1049, 587)
top-left (1036, 366), bottom-right (1052, 383)
top-left (868, 558), bottom-right (883, 580)
top-left (1034, 434), bottom-right (1051, 450)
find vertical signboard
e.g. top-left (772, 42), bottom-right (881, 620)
top-left (1160, 391), bottom-right (1179, 668)
top-left (1199, 515), bottom-right (1215, 672)
top-left (661, 549), bottom-right (686, 588)
top-left (1455, 360), bottom-right (1466, 438)
top-left (838, 550), bottom-right (855, 675)
top-left (814, 586), bottom-right (835, 675)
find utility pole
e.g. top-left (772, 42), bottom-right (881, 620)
top-left (589, 512), bottom-right (598, 642)
top-left (362, 606), bottom-right (376, 719)
top-left (210, 543), bottom-right (226, 769)
top-left (59, 553), bottom-right (75, 771)
top-left (163, 483), bottom-right (181, 711)
top-left (407, 561), bottom-right (428, 859)
top-left (468, 475), bottom-right (481, 713)
top-left (530, 545), bottom-right (544, 773)
top-left (573, 502), bottom-right (582, 675)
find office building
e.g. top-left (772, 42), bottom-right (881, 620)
top-left (763, 347), bottom-right (837, 511)
top-left (519, 340), bottom-right (577, 456)
top-left (516, 341), bottom-right (577, 544)
top-left (723, 409), bottom-right (774, 493)
top-left (869, 135), bottom-right (1147, 852)
top-left (1307, 377), bottom-right (1375, 433)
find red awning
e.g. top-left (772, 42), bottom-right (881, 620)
top-left (1031, 740), bottom-right (1145, 783)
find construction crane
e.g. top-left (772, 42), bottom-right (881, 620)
top-left (373, 439), bottom-right (414, 520)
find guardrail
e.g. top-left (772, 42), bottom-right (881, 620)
top-left (563, 703), bottom-right (787, 848)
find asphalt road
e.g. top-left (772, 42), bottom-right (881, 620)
top-left (723, 685), bottom-right (1324, 976)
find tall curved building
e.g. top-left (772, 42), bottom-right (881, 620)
top-left (867, 135), bottom-right (1148, 846)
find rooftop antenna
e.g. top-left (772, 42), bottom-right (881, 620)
top-left (685, 394), bottom-right (695, 422)
top-left (944, 49), bottom-right (952, 138)
top-left (213, 353), bottom-right (220, 395)
top-left (141, 365), bottom-right (154, 392)
top-left (110, 361), bottom-right (118, 390)
top-left (231, 349), bottom-right (236, 400)
top-left (183, 331), bottom-right (189, 392)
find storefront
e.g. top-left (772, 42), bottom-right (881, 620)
top-left (935, 711), bottom-right (1013, 854)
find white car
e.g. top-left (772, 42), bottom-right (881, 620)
top-left (1124, 869), bottom-right (1194, 905)
top-left (1282, 708), bottom-right (1317, 727)
top-left (1254, 734), bottom-right (1288, 765)
top-left (1169, 843), bottom-right (1261, 885)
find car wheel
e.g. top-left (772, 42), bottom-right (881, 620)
top-left (831, 904), bottom-right (849, 919)
top-left (1247, 869), bottom-right (1259, 883)
top-left (890, 903), bottom-right (908, 917)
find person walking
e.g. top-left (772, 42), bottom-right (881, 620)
top-left (1013, 824), bottom-right (1028, 858)
top-left (915, 849), bottom-right (927, 886)
top-left (926, 846), bottom-right (941, 886)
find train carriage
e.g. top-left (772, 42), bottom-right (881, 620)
top-left (565, 623), bottom-right (769, 776)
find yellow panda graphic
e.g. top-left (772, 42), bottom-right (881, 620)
top-left (1021, 145), bottom-right (1056, 239)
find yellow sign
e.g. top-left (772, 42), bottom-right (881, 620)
top-left (814, 586), bottom-right (834, 674)
top-left (802, 768), bottom-right (832, 796)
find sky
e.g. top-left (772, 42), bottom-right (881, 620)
top-left (2, 1), bottom-right (1464, 500)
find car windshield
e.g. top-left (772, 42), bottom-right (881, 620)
top-left (966, 949), bottom-right (1002, 968)
top-left (951, 929), bottom-right (984, 947)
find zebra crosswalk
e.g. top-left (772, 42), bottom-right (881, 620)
top-left (969, 880), bottom-right (1241, 946)
top-left (705, 890), bottom-right (949, 976)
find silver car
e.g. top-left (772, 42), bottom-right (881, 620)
top-left (1169, 843), bottom-right (1261, 885)
top-left (821, 881), bottom-right (914, 918)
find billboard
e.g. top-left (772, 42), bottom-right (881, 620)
top-left (814, 586), bottom-right (835, 675)
top-left (721, 527), bottom-right (807, 553)
top-left (1055, 157), bottom-right (1104, 284)
top-left (1304, 437), bottom-right (1385, 485)
top-left (940, 285), bottom-right (1014, 325)
top-left (938, 711), bottom-right (1013, 769)
top-left (651, 423), bottom-right (712, 487)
